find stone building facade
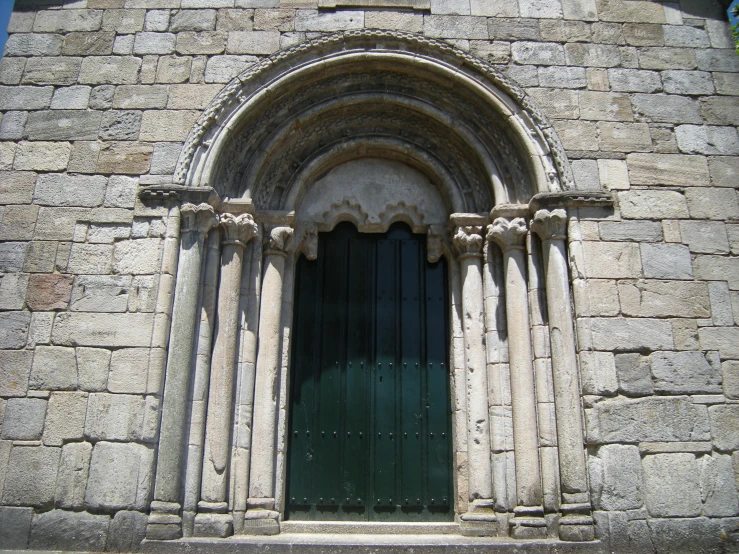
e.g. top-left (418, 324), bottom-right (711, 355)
top-left (0, 0), bottom-right (737, 552)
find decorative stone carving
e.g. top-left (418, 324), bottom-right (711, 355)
top-left (319, 199), bottom-right (368, 232)
top-left (426, 225), bottom-right (446, 263)
top-left (264, 226), bottom-right (293, 257)
top-left (181, 203), bottom-right (219, 236)
top-left (296, 226), bottom-right (318, 261)
top-left (487, 217), bottom-right (527, 252)
top-left (219, 213), bottom-right (258, 247)
top-left (378, 201), bottom-right (425, 233)
top-left (530, 209), bottom-right (567, 241)
top-left (452, 226), bottom-right (483, 259)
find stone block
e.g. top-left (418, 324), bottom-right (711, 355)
top-left (140, 110), bottom-right (200, 141)
top-left (0, 143), bottom-right (16, 170)
top-left (62, 31), bottom-right (115, 56)
top-left (151, 143), bottom-right (183, 175)
top-left (0, 171), bottom-right (36, 204)
top-left (581, 241), bottom-right (641, 279)
top-left (176, 31), bottom-right (226, 54)
top-left (709, 156), bottom-right (739, 188)
top-left (608, 68), bottom-right (661, 92)
top-left (154, 55), bottom-right (191, 83)
top-left (26, 110), bottom-right (102, 141)
top-left (55, 441), bottom-right (92, 508)
top-left (714, 72), bottom-right (739, 96)
top-left (30, 345), bottom-right (78, 391)
top-left (22, 57), bottom-right (82, 86)
top-left (643, 453), bottom-right (701, 517)
top-left (67, 243), bottom-right (113, 275)
top-left (627, 153), bottom-right (708, 187)
top-left (85, 441), bottom-right (154, 510)
top-left (700, 453), bottom-right (739, 517)
top-left (43, 392), bottom-right (88, 447)
top-left (553, 120), bottom-right (597, 150)
top-left (640, 243), bottom-right (693, 279)
top-left (84, 392), bottom-right (145, 441)
top-left (294, 9), bottom-right (364, 32)
top-left (90, 84), bottom-right (115, 109)
top-left (1, 397), bottom-right (47, 440)
top-left (171, 9), bottom-right (218, 31)
top-left (102, 9), bottom-right (146, 33)
top-left (0, 273), bottom-right (28, 310)
top-left (77, 347), bottom-right (110, 392)
top-left (571, 159), bottom-right (599, 190)
top-left (665, 25), bottom-right (709, 48)
top-left (527, 88), bottom-right (579, 119)
top-left (511, 41), bottom-right (565, 65)
top-left (615, 352), bottom-right (653, 396)
top-left (0, 57), bottom-right (26, 85)
top-left (2, 446), bottom-right (61, 506)
top-left (599, 221), bottom-right (662, 242)
top-left (113, 238), bottom-right (162, 275)
top-left (0, 85), bottom-right (53, 111)
top-left (108, 348), bottom-right (149, 393)
top-left (579, 350), bottom-right (617, 395)
top-left (694, 254), bottom-right (739, 290)
top-left (53, 312), bottom-right (154, 348)
top-left (167, 84), bottom-right (222, 109)
top-left (540, 19), bottom-right (590, 42)
top-left (144, 10), bottom-right (171, 31)
top-left (618, 280), bottom-right (709, 318)
top-left (0, 507), bottom-right (33, 549)
top-left (0, 242), bottom-right (29, 273)
top-left (133, 32), bottom-right (176, 54)
top-left (0, 351), bottom-right (32, 397)
top-left (108, 510), bottom-right (148, 552)
top-left (597, 0), bottom-right (664, 22)
top-left (618, 190), bottom-right (689, 219)
top-left (0, 204), bottom-right (38, 241)
top-left (14, 142), bottom-right (72, 172)
top-left (632, 93), bottom-right (702, 124)
top-left (676, 125), bottom-right (739, 156)
top-left (700, 325), bottom-right (739, 360)
top-left (79, 56), bottom-right (142, 85)
top-left (4, 34), bottom-right (63, 57)
top-left (28, 510), bottom-right (109, 551)
top-left (662, 70), bottom-right (714, 96)
top-left (650, 351), bottom-right (721, 394)
top-left (685, 187), bottom-right (739, 221)
top-left (488, 18), bottom-right (539, 40)
top-left (650, 517), bottom-right (730, 554)
top-left (252, 8), bottom-right (294, 31)
top-left (226, 30), bottom-right (279, 54)
top-left (204, 54), bottom-right (257, 82)
top-left (0, 310), bottom-right (31, 349)
top-left (469, 40), bottom-right (510, 64)
top-left (708, 404), bottom-right (739, 451)
top-left (99, 110), bottom-right (142, 141)
top-left (638, 47), bottom-right (696, 70)
top-left (591, 444), bottom-right (643, 510)
top-left (579, 91), bottom-right (632, 121)
top-left (28, 312), bottom-right (54, 349)
top-left (680, 221), bottom-right (729, 254)
top-left (537, 66), bottom-right (586, 89)
top-left (218, 8), bottom-right (257, 31)
top-left (591, 396), bottom-right (709, 444)
top-left (565, 43), bottom-right (620, 67)
top-left (34, 9), bottom-right (103, 33)
top-left (597, 122), bottom-right (651, 152)
top-left (25, 274), bottom-right (73, 312)
top-left (582, 318), bottom-right (673, 351)
top-left (98, 143), bottom-right (152, 175)
top-left (573, 278), bottom-right (620, 316)
top-left (723, 361), bottom-right (739, 399)
top-left (51, 86), bottom-right (92, 110)
top-left (113, 85), bottom-right (168, 109)
top-left (701, 96), bottom-right (739, 127)
top-left (0, 111), bottom-right (28, 140)
top-left (621, 23), bottom-right (663, 47)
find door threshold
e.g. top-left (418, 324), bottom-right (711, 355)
top-left (281, 521), bottom-right (459, 534)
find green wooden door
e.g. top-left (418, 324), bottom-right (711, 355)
top-left (286, 222), bottom-right (452, 522)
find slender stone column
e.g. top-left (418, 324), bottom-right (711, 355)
top-left (531, 209), bottom-right (594, 542)
top-left (195, 213), bottom-right (258, 537)
top-left (453, 225), bottom-right (496, 536)
top-left (147, 203), bottom-right (219, 541)
top-left (487, 217), bottom-right (546, 539)
top-left (243, 225), bottom-right (293, 535)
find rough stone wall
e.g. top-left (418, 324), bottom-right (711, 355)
top-left (0, 0), bottom-right (737, 551)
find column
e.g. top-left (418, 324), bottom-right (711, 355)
top-left (487, 217), bottom-right (546, 539)
top-left (147, 203), bottom-right (219, 540)
top-left (195, 213), bottom-right (258, 537)
top-left (531, 208), bottom-right (594, 542)
top-left (243, 225), bottom-right (293, 535)
top-left (453, 225), bottom-right (497, 536)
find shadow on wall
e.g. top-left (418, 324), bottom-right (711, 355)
top-left (6, 0), bottom-right (736, 19)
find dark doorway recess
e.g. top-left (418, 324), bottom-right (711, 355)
top-left (286, 222), bottom-right (453, 522)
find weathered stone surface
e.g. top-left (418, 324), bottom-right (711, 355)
top-left (591, 396), bottom-right (709, 444)
top-left (30, 345), bottom-right (78, 390)
top-left (709, 156), bottom-right (739, 189)
top-left (627, 153), bottom-right (708, 187)
top-left (0, 310), bottom-right (31, 349)
top-left (685, 187), bottom-right (739, 221)
top-left (700, 453), bottom-right (739, 517)
top-left (680, 220), bottom-right (730, 254)
top-left (204, 54), bottom-right (258, 82)
top-left (26, 274), bottom-right (73, 312)
top-left (177, 31), bottom-right (226, 54)
top-left (590, 444), bottom-right (643, 510)
top-left (79, 56), bottom-right (142, 84)
top-left (108, 510), bottom-right (148, 552)
top-left (55, 441), bottom-right (92, 508)
top-left (662, 69), bottom-right (714, 95)
top-left (527, 88), bottom-right (579, 119)
top-left (580, 241), bottom-right (641, 278)
top-left (607, 68), bottom-right (660, 92)
top-left (631, 93), bottom-right (701, 124)
top-left (2, 446), bottom-right (61, 506)
top-left (0, 506), bottom-right (33, 549)
top-left (0, 350), bottom-right (32, 397)
top-left (22, 57), bottom-right (82, 86)
top-left (618, 190), bottom-right (689, 220)
top-left (14, 141), bottom-right (72, 172)
top-left (1, 397), bottom-right (47, 440)
top-left (295, 9), bottom-right (364, 32)
top-left (723, 360), bottom-right (739, 400)
top-left (0, 171), bottom-right (35, 205)
top-left (70, 275), bottom-right (130, 313)
top-left (43, 392), bottom-right (88, 447)
top-left (112, 238), bottom-right (162, 275)
top-left (618, 280), bottom-right (709, 318)
top-left (650, 351), bottom-right (721, 394)
top-left (67, 243), bottom-right (113, 275)
top-left (98, 143), bottom-right (152, 175)
top-left (52, 312), bottom-right (154, 347)
top-left (51, 86), bottom-right (92, 110)
top-left (76, 347), bottom-right (110, 391)
top-left (171, 9), bottom-right (218, 31)
top-left (676, 125), bottom-right (739, 156)
top-left (112, 85), bottom-right (168, 109)
top-left (140, 110), bottom-right (200, 141)
top-left (573, 278), bottom-right (620, 317)
top-left (615, 352), bottom-right (653, 396)
top-left (4, 34), bottom-right (62, 57)
top-left (511, 41), bottom-right (565, 66)
top-left (599, 220), bottom-right (662, 242)
top-left (640, 243), bottom-right (693, 279)
top-left (572, 159), bottom-right (600, 190)
top-left (85, 441), bottom-right (154, 510)
top-left (708, 404), bottom-right (739, 451)
top-left (0, 204), bottom-right (38, 241)
top-left (84, 392), bottom-right (146, 441)
top-left (643, 453), bottom-right (701, 517)
top-left (108, 348), bottom-right (149, 394)
top-left (26, 110), bottom-right (102, 141)
top-left (28, 510), bottom-right (109, 551)
top-left (34, 10), bottom-right (103, 33)
top-left (0, 242), bottom-right (30, 273)
top-left (0, 273), bottom-right (29, 310)
top-left (0, 85), bottom-right (53, 110)
top-left (579, 350), bottom-right (618, 395)
top-left (694, 255), bottom-right (739, 291)
top-left (99, 110), bottom-right (142, 140)
top-left (63, 31), bottom-right (115, 56)
top-left (581, 318), bottom-right (673, 351)
top-left (565, 43), bottom-right (620, 67)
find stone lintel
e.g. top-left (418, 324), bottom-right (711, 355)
top-left (638, 441), bottom-right (713, 454)
top-left (528, 191), bottom-right (613, 213)
top-left (257, 210), bottom-right (295, 227)
top-left (490, 203), bottom-right (529, 220)
top-left (318, 0), bottom-right (430, 9)
top-left (138, 184), bottom-right (218, 206)
top-left (218, 198), bottom-right (255, 215)
top-left (449, 212), bottom-right (489, 228)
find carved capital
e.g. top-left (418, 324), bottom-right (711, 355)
top-left (181, 203), bottom-right (219, 236)
top-left (427, 225), bottom-right (446, 263)
top-left (530, 209), bottom-right (567, 242)
top-left (297, 226), bottom-right (318, 261)
top-left (452, 226), bottom-right (484, 260)
top-left (487, 217), bottom-right (527, 252)
top-left (264, 226), bottom-right (293, 257)
top-left (220, 213), bottom-right (258, 248)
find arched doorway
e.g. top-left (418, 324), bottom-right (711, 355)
top-left (286, 222), bottom-right (452, 522)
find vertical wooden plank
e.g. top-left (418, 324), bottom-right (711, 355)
top-left (400, 239), bottom-right (423, 508)
top-left (425, 257), bottom-right (451, 509)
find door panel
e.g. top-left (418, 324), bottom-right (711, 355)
top-left (286, 222), bottom-right (451, 521)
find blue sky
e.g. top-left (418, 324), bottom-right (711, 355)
top-left (0, 0), bottom-right (12, 57)
top-left (730, 0), bottom-right (739, 26)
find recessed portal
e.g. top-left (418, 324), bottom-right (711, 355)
top-left (286, 222), bottom-right (452, 522)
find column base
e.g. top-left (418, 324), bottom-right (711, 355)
top-left (509, 505), bottom-right (547, 539)
top-left (147, 501), bottom-right (182, 540)
top-left (193, 513), bottom-right (234, 537)
top-left (242, 498), bottom-right (280, 536)
top-left (559, 503), bottom-right (594, 542)
top-left (459, 499), bottom-right (497, 536)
